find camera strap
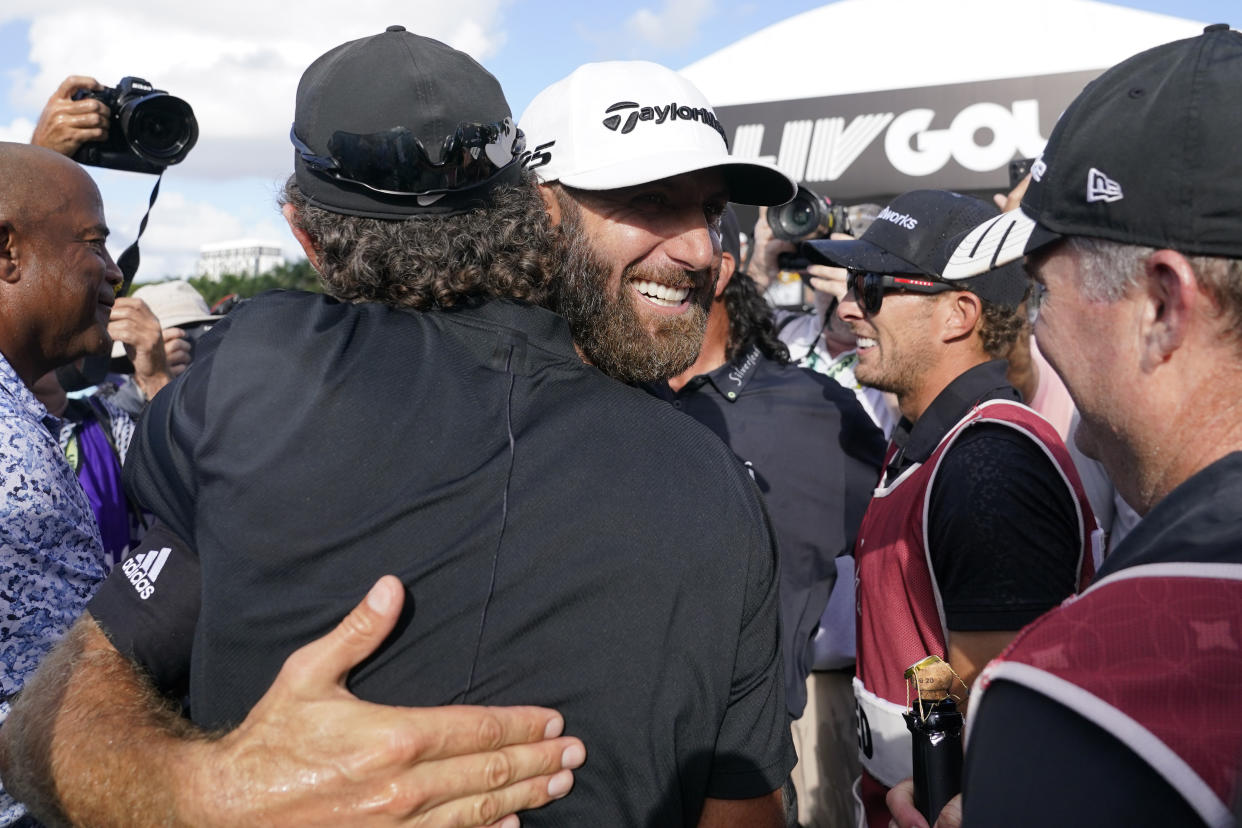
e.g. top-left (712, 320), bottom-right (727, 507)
top-left (61, 172), bottom-right (165, 392)
top-left (115, 172), bottom-right (164, 295)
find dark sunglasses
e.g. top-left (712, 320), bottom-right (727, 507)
top-left (290, 117), bottom-right (525, 197)
top-left (846, 270), bottom-right (957, 315)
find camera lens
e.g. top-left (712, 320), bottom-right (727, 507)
top-left (120, 94), bottom-right (199, 165)
top-left (786, 203), bottom-right (815, 234)
top-left (767, 184), bottom-right (833, 241)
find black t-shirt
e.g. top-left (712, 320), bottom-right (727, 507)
top-left (646, 345), bottom-right (885, 717)
top-left (886, 360), bottom-right (1081, 631)
top-left (94, 292), bottom-right (795, 825)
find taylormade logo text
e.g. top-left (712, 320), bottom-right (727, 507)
top-left (876, 206), bottom-right (919, 230)
top-left (122, 546), bottom-right (171, 600)
top-left (602, 101), bottom-right (727, 144)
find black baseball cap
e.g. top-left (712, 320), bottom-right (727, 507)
top-left (803, 189), bottom-right (1028, 309)
top-left (292, 26), bottom-right (519, 218)
top-left (945, 24), bottom-right (1242, 278)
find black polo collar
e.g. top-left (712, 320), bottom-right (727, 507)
top-left (886, 359), bottom-right (1020, 480)
top-left (688, 345), bottom-right (763, 403)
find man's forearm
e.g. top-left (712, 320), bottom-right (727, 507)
top-left (0, 614), bottom-right (212, 826)
top-left (0, 577), bottom-right (586, 827)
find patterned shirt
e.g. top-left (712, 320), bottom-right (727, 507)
top-left (0, 352), bottom-right (107, 824)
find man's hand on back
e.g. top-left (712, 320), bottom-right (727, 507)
top-left (0, 575), bottom-right (585, 827)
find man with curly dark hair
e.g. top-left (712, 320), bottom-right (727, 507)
top-left (802, 189), bottom-right (1098, 828)
top-left (1, 28), bottom-right (800, 828)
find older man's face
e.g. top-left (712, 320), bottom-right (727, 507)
top-left (26, 164), bottom-right (123, 369)
top-left (551, 169), bottom-right (727, 383)
top-left (1028, 242), bottom-right (1139, 475)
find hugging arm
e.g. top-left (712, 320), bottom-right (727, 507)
top-left (0, 576), bottom-right (584, 827)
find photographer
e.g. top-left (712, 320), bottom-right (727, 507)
top-left (752, 201), bottom-right (898, 437)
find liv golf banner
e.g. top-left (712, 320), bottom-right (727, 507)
top-left (715, 69), bottom-right (1101, 203)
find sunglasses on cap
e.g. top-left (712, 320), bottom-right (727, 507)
top-left (290, 117), bottom-right (525, 197)
top-left (846, 270), bottom-right (957, 315)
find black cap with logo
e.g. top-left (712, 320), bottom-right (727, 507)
top-left (291, 26), bottom-right (523, 218)
top-left (945, 25), bottom-right (1242, 278)
top-left (803, 189), bottom-right (1029, 309)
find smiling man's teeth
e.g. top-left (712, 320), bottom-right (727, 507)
top-left (633, 279), bottom-right (689, 307)
top-left (857, 337), bottom-right (877, 348)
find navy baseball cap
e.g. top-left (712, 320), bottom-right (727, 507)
top-left (804, 189), bottom-right (1028, 309)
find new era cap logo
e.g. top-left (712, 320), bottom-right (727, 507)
top-left (1086, 168), bottom-right (1123, 203)
top-left (121, 546), bottom-right (171, 601)
top-left (600, 100), bottom-right (728, 144)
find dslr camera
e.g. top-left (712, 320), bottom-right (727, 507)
top-left (72, 77), bottom-right (198, 175)
top-left (767, 184), bottom-right (851, 271)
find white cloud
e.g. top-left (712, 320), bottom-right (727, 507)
top-left (626, 0), bottom-right (715, 49)
top-left (116, 190), bottom-right (254, 279)
top-left (85, 171), bottom-right (300, 280)
top-left (0, 116), bottom-right (33, 142)
top-left (1, 2), bottom-right (513, 184)
top-left (0, 3), bottom-right (515, 280)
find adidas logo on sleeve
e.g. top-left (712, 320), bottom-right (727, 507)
top-left (121, 546), bottom-right (171, 600)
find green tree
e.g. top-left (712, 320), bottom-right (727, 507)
top-left (185, 259), bottom-right (322, 308)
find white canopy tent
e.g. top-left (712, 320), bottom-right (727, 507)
top-left (681, 0), bottom-right (1211, 202)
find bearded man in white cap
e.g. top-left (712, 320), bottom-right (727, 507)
top-left (1, 37), bottom-right (797, 828)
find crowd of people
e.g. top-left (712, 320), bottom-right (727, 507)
top-left (0, 20), bottom-right (1239, 828)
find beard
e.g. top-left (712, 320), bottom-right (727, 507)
top-left (551, 202), bottom-right (710, 384)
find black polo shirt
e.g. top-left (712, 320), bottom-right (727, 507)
top-left (94, 291), bottom-right (795, 825)
top-left (646, 345), bottom-right (885, 717)
top-left (961, 453), bottom-right (1242, 828)
top-left (886, 360), bottom-right (1081, 631)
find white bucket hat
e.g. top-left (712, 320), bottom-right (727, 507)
top-left (112, 280), bottom-right (221, 358)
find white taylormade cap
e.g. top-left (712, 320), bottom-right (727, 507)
top-left (518, 61), bottom-right (795, 206)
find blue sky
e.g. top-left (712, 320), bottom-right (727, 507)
top-left (0, 0), bottom-right (1235, 280)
